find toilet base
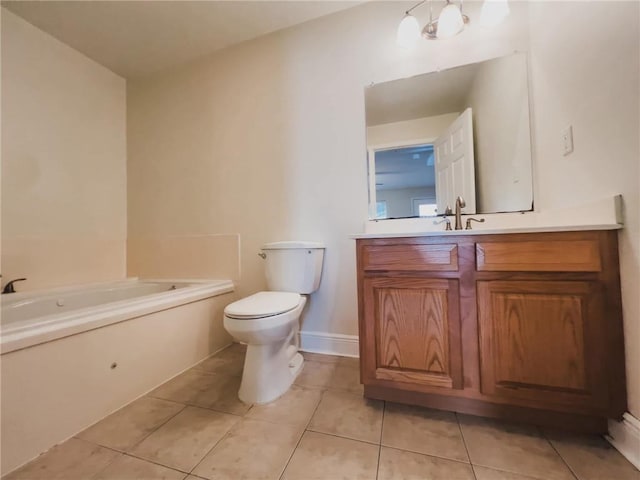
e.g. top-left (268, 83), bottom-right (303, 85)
top-left (238, 342), bottom-right (304, 404)
top-left (289, 351), bottom-right (304, 376)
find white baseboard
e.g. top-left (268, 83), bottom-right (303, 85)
top-left (607, 413), bottom-right (640, 470)
top-left (299, 331), bottom-right (359, 358)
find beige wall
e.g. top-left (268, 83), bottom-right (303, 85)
top-left (127, 234), bottom-right (241, 282)
top-left (127, 1), bottom-right (639, 417)
top-left (127, 0), bottom-right (529, 340)
top-left (1, 9), bottom-right (127, 291)
top-left (528, 2), bottom-right (640, 418)
top-left (466, 53), bottom-right (533, 213)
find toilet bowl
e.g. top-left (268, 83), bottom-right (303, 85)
top-left (224, 292), bottom-right (306, 404)
top-left (223, 241), bottom-right (325, 404)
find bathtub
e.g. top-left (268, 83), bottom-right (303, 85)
top-left (1, 278), bottom-right (235, 475)
top-left (1, 278), bottom-right (234, 353)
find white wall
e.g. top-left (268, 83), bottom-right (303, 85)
top-left (528, 2), bottom-right (640, 419)
top-left (127, 1), bottom-right (530, 341)
top-left (1, 9), bottom-right (127, 290)
top-left (466, 53), bottom-right (533, 213)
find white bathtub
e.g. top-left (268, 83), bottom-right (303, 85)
top-left (1, 278), bottom-right (235, 475)
top-left (1, 278), bottom-right (233, 353)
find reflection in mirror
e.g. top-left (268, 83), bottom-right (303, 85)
top-left (374, 144), bottom-right (436, 219)
top-left (365, 52), bottom-right (533, 220)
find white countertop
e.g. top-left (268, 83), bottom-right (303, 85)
top-left (350, 195), bottom-right (623, 239)
top-left (350, 223), bottom-right (621, 239)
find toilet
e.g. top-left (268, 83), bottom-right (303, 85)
top-left (223, 241), bottom-right (325, 404)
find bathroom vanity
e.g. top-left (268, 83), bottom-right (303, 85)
top-left (355, 228), bottom-right (626, 432)
top-left (359, 48), bottom-right (627, 432)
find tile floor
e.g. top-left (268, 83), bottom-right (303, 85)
top-left (6, 344), bottom-right (639, 480)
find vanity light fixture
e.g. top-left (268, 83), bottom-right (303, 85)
top-left (396, 0), bottom-right (508, 48)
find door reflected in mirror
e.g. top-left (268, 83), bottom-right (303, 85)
top-left (365, 52), bottom-right (533, 220)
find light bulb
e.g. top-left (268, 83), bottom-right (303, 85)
top-left (437, 3), bottom-right (464, 39)
top-left (396, 14), bottom-right (421, 49)
top-left (479, 0), bottom-right (510, 28)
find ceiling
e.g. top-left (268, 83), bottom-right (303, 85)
top-left (1, 1), bottom-right (361, 79)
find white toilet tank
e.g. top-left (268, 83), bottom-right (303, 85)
top-left (261, 241), bottom-right (325, 294)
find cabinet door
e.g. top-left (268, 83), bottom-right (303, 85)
top-left (362, 277), bottom-right (463, 390)
top-left (477, 280), bottom-right (607, 409)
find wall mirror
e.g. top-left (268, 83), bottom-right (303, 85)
top-left (365, 52), bottom-right (533, 220)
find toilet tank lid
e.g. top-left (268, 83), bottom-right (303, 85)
top-left (262, 241), bottom-right (325, 250)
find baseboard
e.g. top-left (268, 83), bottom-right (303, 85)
top-left (299, 331), bottom-right (359, 358)
top-left (607, 412), bottom-right (640, 470)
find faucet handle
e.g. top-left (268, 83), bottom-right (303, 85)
top-left (465, 218), bottom-right (485, 230)
top-left (435, 216), bottom-right (452, 231)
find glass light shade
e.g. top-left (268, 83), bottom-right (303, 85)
top-left (396, 14), bottom-right (421, 49)
top-left (479, 0), bottom-right (510, 27)
top-left (437, 3), bottom-right (464, 39)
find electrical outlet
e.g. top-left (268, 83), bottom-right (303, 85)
top-left (562, 125), bottom-right (574, 156)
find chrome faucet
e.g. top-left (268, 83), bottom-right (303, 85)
top-left (454, 196), bottom-right (465, 230)
top-left (2, 278), bottom-right (26, 294)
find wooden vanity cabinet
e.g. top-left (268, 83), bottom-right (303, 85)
top-left (356, 231), bottom-right (626, 432)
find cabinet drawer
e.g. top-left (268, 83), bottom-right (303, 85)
top-left (362, 244), bottom-right (458, 272)
top-left (476, 240), bottom-right (601, 272)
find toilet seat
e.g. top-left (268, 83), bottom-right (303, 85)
top-left (224, 291), bottom-right (301, 319)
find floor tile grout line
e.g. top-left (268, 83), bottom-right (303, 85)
top-left (75, 401), bottom-right (188, 456)
top-left (546, 436), bottom-right (581, 480)
top-left (304, 372), bottom-right (382, 447)
top-left (456, 411), bottom-right (476, 479)
top-left (471, 464), bottom-right (554, 480)
top-left (378, 443), bottom-right (473, 465)
top-left (74, 394), bottom-right (187, 444)
top-left (119, 451), bottom-right (191, 475)
top-left (375, 401), bottom-right (386, 480)
top-left (122, 402), bottom-right (188, 453)
top-left (304, 428), bottom-right (384, 447)
top-left (278, 385), bottom-right (328, 480)
top-left (84, 441), bottom-right (126, 480)
top-left (145, 394), bottom-right (251, 418)
top-left (179, 359), bottom-right (253, 476)
top-left (83, 440), bottom-right (192, 478)
top-left (186, 417), bottom-right (241, 477)
top-left (539, 426), bottom-right (591, 480)
top-left (381, 444), bottom-right (475, 467)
